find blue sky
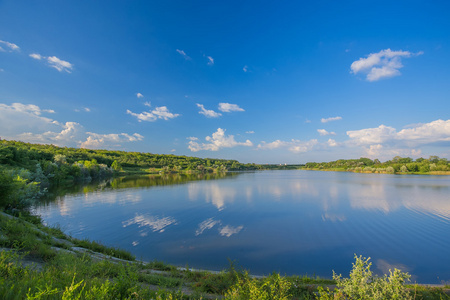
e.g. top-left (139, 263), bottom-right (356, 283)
top-left (1, 1), bottom-right (449, 164)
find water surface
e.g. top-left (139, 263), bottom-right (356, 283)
top-left (35, 171), bottom-right (450, 283)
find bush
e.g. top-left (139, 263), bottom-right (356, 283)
top-left (386, 166), bottom-right (395, 174)
top-left (317, 255), bottom-right (412, 300)
top-left (224, 272), bottom-right (292, 300)
top-left (0, 168), bottom-right (41, 210)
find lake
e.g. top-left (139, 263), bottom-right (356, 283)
top-left (34, 170), bottom-right (450, 284)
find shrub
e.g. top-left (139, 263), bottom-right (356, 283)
top-left (386, 166), bottom-right (395, 174)
top-left (363, 167), bottom-right (374, 173)
top-left (419, 164), bottom-right (430, 173)
top-left (317, 255), bottom-right (412, 300)
top-left (224, 272), bottom-right (292, 300)
top-left (354, 167), bottom-right (362, 173)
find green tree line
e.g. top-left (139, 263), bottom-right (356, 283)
top-left (0, 139), bottom-right (261, 211)
top-left (303, 156), bottom-right (450, 174)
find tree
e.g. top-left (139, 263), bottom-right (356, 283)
top-left (429, 156), bottom-right (440, 163)
top-left (54, 154), bottom-right (67, 165)
top-left (111, 160), bottom-right (122, 172)
top-left (386, 166), bottom-right (395, 174)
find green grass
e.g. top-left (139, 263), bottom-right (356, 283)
top-left (71, 238), bottom-right (135, 261)
top-left (144, 259), bottom-right (179, 272)
top-left (138, 272), bottom-right (184, 288)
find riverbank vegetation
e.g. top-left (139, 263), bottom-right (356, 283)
top-left (0, 139), bottom-right (261, 180)
top-left (303, 156), bottom-right (450, 175)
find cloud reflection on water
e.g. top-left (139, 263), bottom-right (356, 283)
top-left (122, 214), bottom-right (177, 233)
top-left (188, 183), bottom-right (237, 211)
top-left (195, 218), bottom-right (220, 236)
top-left (219, 225), bottom-right (244, 237)
top-left (190, 173), bottom-right (450, 221)
top-left (195, 218), bottom-right (244, 238)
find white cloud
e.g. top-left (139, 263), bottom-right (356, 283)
top-left (47, 56), bottom-right (73, 73)
top-left (0, 103), bottom-right (55, 116)
top-left (0, 103), bottom-right (58, 136)
top-left (80, 132), bottom-right (144, 149)
top-left (218, 102), bottom-right (245, 112)
top-left (246, 131), bottom-right (255, 134)
top-left (187, 136), bottom-right (198, 141)
top-left (243, 65), bottom-right (248, 72)
top-left (317, 129), bottom-right (336, 136)
top-left (127, 110), bottom-right (156, 122)
top-left (288, 139), bottom-right (319, 153)
top-left (206, 56), bottom-right (214, 66)
top-left (16, 121), bottom-right (144, 150)
top-left (321, 116), bottom-right (342, 123)
top-left (365, 144), bottom-right (384, 157)
top-left (257, 140), bottom-right (288, 150)
top-left (176, 49), bottom-right (191, 60)
top-left (17, 121), bottom-right (83, 145)
top-left (196, 103), bottom-right (222, 118)
top-left (0, 40), bottom-right (20, 52)
top-left (364, 144), bottom-right (422, 159)
top-left (74, 107), bottom-right (90, 113)
top-left (152, 106), bottom-right (179, 120)
top-left (188, 128), bottom-right (253, 152)
top-left (257, 139), bottom-right (318, 153)
top-left (136, 93), bottom-right (144, 98)
top-left (396, 120), bottom-right (450, 143)
top-left (347, 125), bottom-right (396, 145)
top-left (0, 102), bottom-right (143, 149)
top-left (127, 105), bottom-right (180, 122)
top-left (30, 53), bottom-right (73, 73)
top-left (29, 53), bottom-right (42, 60)
top-left (346, 119), bottom-right (450, 158)
top-left (350, 49), bottom-right (423, 81)
top-left (327, 139), bottom-right (339, 147)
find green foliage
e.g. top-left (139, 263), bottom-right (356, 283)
top-left (138, 272), bottom-right (183, 288)
top-left (304, 155), bottom-right (450, 175)
top-left (193, 271), bottom-right (238, 294)
top-left (0, 139), bottom-right (262, 186)
top-left (317, 255), bottom-right (413, 300)
top-left (0, 167), bottom-right (42, 210)
top-left (386, 166), bottom-right (395, 174)
top-left (71, 238), bottom-right (135, 261)
top-left (224, 272), bottom-right (292, 300)
top-left (111, 160), bottom-right (122, 171)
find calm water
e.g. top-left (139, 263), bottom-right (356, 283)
top-left (35, 171), bottom-right (450, 283)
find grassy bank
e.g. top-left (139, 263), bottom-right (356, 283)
top-left (1, 211), bottom-right (449, 299)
